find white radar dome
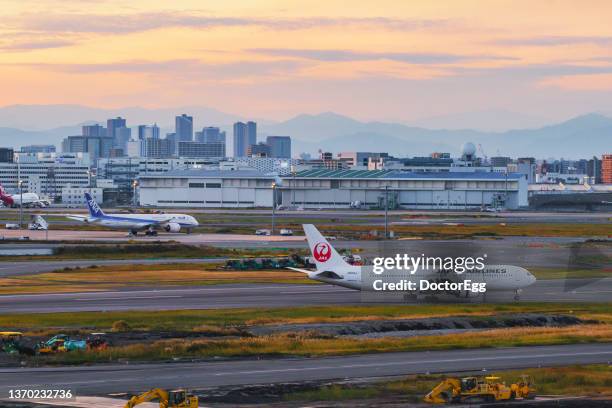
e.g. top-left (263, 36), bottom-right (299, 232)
top-left (461, 142), bottom-right (476, 156)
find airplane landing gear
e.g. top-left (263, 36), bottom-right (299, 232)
top-left (145, 228), bottom-right (158, 236)
top-left (514, 289), bottom-right (522, 301)
top-left (128, 230), bottom-right (138, 237)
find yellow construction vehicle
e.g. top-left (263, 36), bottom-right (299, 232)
top-left (123, 388), bottom-right (198, 408)
top-left (424, 375), bottom-right (536, 404)
top-left (511, 374), bottom-right (537, 400)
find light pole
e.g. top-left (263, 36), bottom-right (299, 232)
top-left (271, 182), bottom-right (277, 235)
top-left (86, 170), bottom-right (92, 194)
top-left (384, 185), bottom-right (389, 239)
top-left (290, 165), bottom-right (296, 208)
top-left (132, 180), bottom-right (138, 207)
top-left (18, 179), bottom-right (23, 229)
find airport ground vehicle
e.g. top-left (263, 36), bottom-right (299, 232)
top-left (5, 223), bottom-right (19, 230)
top-left (28, 214), bottom-right (49, 230)
top-left (255, 229), bottom-right (271, 236)
top-left (37, 334), bottom-right (86, 354)
top-left (424, 375), bottom-right (536, 403)
top-left (280, 228), bottom-right (294, 236)
top-left (36, 334), bottom-right (108, 354)
top-left (124, 388), bottom-right (198, 407)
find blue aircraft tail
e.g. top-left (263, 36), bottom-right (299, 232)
top-left (84, 192), bottom-right (105, 217)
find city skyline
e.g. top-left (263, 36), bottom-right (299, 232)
top-left (1, 1), bottom-right (612, 124)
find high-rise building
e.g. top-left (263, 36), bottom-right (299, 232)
top-left (247, 142), bottom-right (271, 157)
top-left (82, 124), bottom-right (106, 137)
top-left (266, 136), bottom-right (291, 158)
top-left (233, 121), bottom-right (256, 157)
top-left (247, 121), bottom-right (257, 143)
top-left (106, 117), bottom-right (127, 146)
top-left (0, 148), bottom-right (14, 163)
top-left (141, 138), bottom-right (173, 158)
top-left (175, 114), bottom-right (193, 142)
top-left (138, 124), bottom-right (159, 140)
top-left (233, 122), bottom-right (246, 157)
top-left (587, 156), bottom-right (602, 184)
top-left (197, 127), bottom-right (226, 144)
top-left (61, 135), bottom-right (113, 160)
top-left (178, 141), bottom-right (225, 158)
top-left (602, 154), bottom-right (612, 184)
top-left (491, 156), bottom-right (512, 167)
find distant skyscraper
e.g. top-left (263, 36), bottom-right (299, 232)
top-left (247, 121), bottom-right (257, 145)
top-left (141, 137), bottom-right (172, 158)
top-left (138, 124), bottom-right (160, 140)
top-left (115, 127), bottom-right (132, 152)
top-left (175, 114), bottom-right (193, 142)
top-left (247, 142), bottom-right (271, 157)
top-left (233, 121), bottom-right (256, 157)
top-left (602, 154), bottom-right (612, 184)
top-left (0, 148), bottom-right (14, 163)
top-left (82, 124), bottom-right (106, 137)
top-left (106, 117), bottom-right (127, 147)
top-left (197, 127), bottom-right (225, 144)
top-left (266, 136), bottom-right (291, 158)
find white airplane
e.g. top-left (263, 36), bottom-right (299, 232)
top-left (0, 185), bottom-right (50, 208)
top-left (290, 224), bottom-right (536, 300)
top-left (65, 193), bottom-right (199, 236)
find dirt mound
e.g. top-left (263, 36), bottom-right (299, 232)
top-left (249, 314), bottom-right (588, 338)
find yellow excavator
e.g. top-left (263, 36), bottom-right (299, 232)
top-left (123, 388), bottom-right (198, 408)
top-left (424, 375), bottom-right (536, 404)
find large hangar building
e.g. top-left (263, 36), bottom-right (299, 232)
top-left (139, 169), bottom-right (527, 209)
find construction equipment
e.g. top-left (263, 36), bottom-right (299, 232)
top-left (36, 334), bottom-right (86, 354)
top-left (124, 388), bottom-right (198, 407)
top-left (511, 374), bottom-right (537, 399)
top-left (424, 375), bottom-right (536, 404)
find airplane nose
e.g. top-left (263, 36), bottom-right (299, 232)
top-left (527, 270), bottom-right (537, 285)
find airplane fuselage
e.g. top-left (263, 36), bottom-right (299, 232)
top-left (309, 265), bottom-right (536, 292)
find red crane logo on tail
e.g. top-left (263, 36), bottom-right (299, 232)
top-left (313, 242), bottom-right (332, 262)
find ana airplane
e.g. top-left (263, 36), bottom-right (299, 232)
top-left (65, 193), bottom-right (199, 236)
top-left (0, 185), bottom-right (50, 208)
top-left (290, 224), bottom-right (536, 301)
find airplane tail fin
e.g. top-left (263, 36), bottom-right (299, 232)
top-left (303, 224), bottom-right (351, 270)
top-left (84, 192), bottom-right (105, 217)
top-left (0, 184), bottom-right (14, 205)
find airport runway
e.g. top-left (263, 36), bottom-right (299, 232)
top-left (2, 278), bottom-right (610, 314)
top-left (0, 343), bottom-right (609, 395)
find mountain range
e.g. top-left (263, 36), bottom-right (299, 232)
top-left (0, 105), bottom-right (609, 159)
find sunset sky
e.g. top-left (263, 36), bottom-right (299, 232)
top-left (1, 0), bottom-right (612, 121)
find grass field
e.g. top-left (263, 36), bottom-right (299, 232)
top-left (37, 324), bottom-right (612, 364)
top-left (284, 365), bottom-right (612, 402)
top-left (3, 303), bottom-right (610, 331)
top-left (0, 265), bottom-right (312, 294)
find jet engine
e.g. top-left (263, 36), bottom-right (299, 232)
top-left (164, 222), bottom-right (181, 233)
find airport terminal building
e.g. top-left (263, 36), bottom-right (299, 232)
top-left (139, 169), bottom-right (527, 209)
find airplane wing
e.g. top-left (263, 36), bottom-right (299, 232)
top-left (287, 267), bottom-right (313, 274)
top-left (65, 214), bottom-right (97, 223)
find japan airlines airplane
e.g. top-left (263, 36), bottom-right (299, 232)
top-left (0, 185), bottom-right (50, 208)
top-left (65, 193), bottom-right (199, 236)
top-left (290, 224), bottom-right (536, 300)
